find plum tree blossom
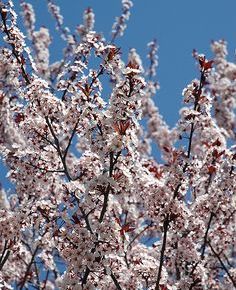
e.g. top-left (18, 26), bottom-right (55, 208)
top-left (0, 0), bottom-right (235, 289)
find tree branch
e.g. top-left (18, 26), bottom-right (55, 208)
top-left (0, 8), bottom-right (31, 85)
top-left (110, 271), bottom-right (123, 290)
top-left (81, 267), bottom-right (91, 288)
top-left (155, 215), bottom-right (169, 290)
top-left (155, 69), bottom-right (206, 289)
top-left (45, 116), bottom-right (72, 181)
top-left (99, 151), bottom-right (121, 223)
top-left (201, 212), bottom-right (214, 260)
top-left (18, 245), bottom-right (39, 290)
top-left (208, 241), bottom-right (236, 288)
top-left (0, 240), bottom-right (10, 271)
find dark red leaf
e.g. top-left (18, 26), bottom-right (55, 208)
top-left (212, 139), bottom-right (221, 147)
top-left (208, 165), bottom-right (216, 174)
top-left (14, 113), bottom-right (24, 123)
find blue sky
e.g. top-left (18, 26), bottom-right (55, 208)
top-left (1, 0), bottom-right (236, 189)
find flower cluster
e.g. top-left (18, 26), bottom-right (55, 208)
top-left (209, 40), bottom-right (236, 139)
top-left (0, 1), bottom-right (235, 290)
top-left (111, 0), bottom-right (133, 42)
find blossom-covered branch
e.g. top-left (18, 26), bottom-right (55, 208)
top-left (0, 1), bottom-right (235, 289)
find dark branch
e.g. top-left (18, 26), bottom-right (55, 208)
top-left (110, 271), bottom-right (123, 290)
top-left (81, 267), bottom-right (91, 288)
top-left (155, 69), bottom-right (206, 289)
top-left (0, 9), bottom-right (31, 85)
top-left (208, 242), bottom-right (236, 288)
top-left (99, 151), bottom-right (121, 223)
top-left (201, 212), bottom-right (214, 260)
top-left (155, 215), bottom-right (169, 290)
top-left (45, 116), bottom-right (72, 181)
top-left (18, 246), bottom-right (39, 290)
top-left (0, 240), bottom-right (10, 271)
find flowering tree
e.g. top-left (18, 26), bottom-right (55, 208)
top-left (0, 0), bottom-right (235, 289)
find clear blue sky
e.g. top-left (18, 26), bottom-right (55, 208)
top-left (1, 0), bottom-right (236, 189)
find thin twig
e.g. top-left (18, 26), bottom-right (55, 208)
top-left (18, 246), bottom-right (39, 290)
top-left (124, 222), bottom-right (153, 268)
top-left (128, 222), bottom-right (153, 249)
top-left (45, 116), bottom-right (72, 181)
top-left (81, 267), bottom-right (91, 288)
top-left (89, 66), bottom-right (104, 89)
top-left (42, 269), bottom-right (50, 290)
top-left (63, 120), bottom-right (79, 158)
top-left (155, 69), bottom-right (206, 289)
top-left (155, 215), bottom-right (169, 290)
top-left (61, 72), bottom-right (76, 100)
top-left (25, 161), bottom-right (64, 174)
top-left (79, 206), bottom-right (94, 234)
top-left (0, 240), bottom-right (8, 266)
top-left (0, 249), bottom-right (10, 271)
top-left (201, 212), bottom-right (214, 260)
top-left (33, 261), bottom-right (41, 289)
top-left (82, 151), bottom-right (121, 285)
top-left (208, 242), bottom-right (236, 288)
top-left (0, 9), bottom-right (31, 85)
top-left (99, 151), bottom-right (121, 223)
top-left (110, 271), bottom-right (123, 290)
top-left (0, 240), bottom-right (11, 271)
top-left (99, 183), bottom-right (111, 223)
top-left (34, 129), bottom-right (58, 150)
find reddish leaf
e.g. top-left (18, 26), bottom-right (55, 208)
top-left (199, 56), bottom-right (214, 70)
top-left (208, 165), bottom-right (216, 174)
top-left (148, 166), bottom-right (163, 179)
top-left (212, 138), bottom-right (221, 147)
top-left (78, 83), bottom-right (91, 97)
top-left (126, 61), bottom-right (139, 70)
top-left (119, 224), bottom-right (135, 236)
top-left (114, 119), bottom-right (131, 135)
top-left (133, 258), bottom-right (142, 265)
top-left (71, 213), bottom-right (80, 224)
top-left (203, 60), bottom-right (214, 70)
top-left (163, 146), bottom-right (170, 153)
top-left (14, 113), bottom-right (24, 123)
top-left (212, 149), bottom-right (225, 159)
top-left (115, 217), bottom-right (121, 227)
top-left (107, 47), bottom-right (120, 61)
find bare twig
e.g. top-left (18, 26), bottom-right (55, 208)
top-left (79, 206), bottom-right (94, 234)
top-left (33, 261), bottom-right (41, 289)
top-left (155, 215), bottom-right (169, 290)
top-left (125, 221), bottom-right (154, 268)
top-left (0, 240), bottom-right (10, 271)
top-left (42, 269), bottom-right (50, 290)
top-left (81, 267), bottom-right (91, 288)
top-left (89, 66), bottom-right (104, 89)
top-left (128, 222), bottom-right (154, 249)
top-left (63, 120), bottom-right (79, 158)
top-left (110, 271), bottom-right (123, 290)
top-left (201, 212), bottom-right (214, 260)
